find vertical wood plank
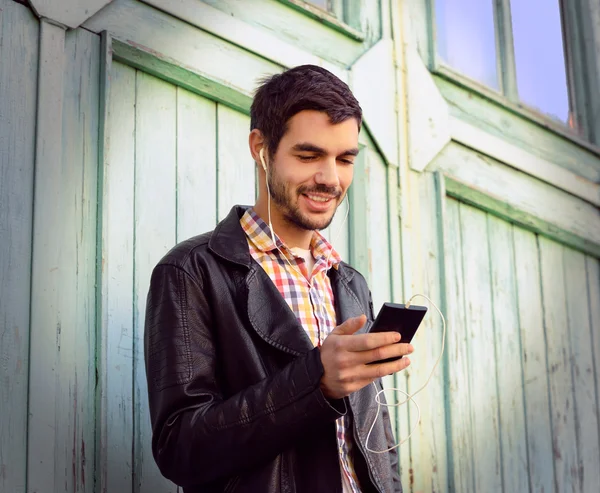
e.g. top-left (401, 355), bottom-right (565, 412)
top-left (133, 71), bottom-right (178, 493)
top-left (460, 204), bottom-right (502, 492)
top-left (513, 228), bottom-right (554, 493)
top-left (27, 19), bottom-right (67, 492)
top-left (348, 146), bottom-right (370, 284)
top-left (0, 2), bottom-right (38, 492)
top-left (216, 104), bottom-right (254, 220)
top-left (28, 22), bottom-right (101, 493)
top-left (587, 256), bottom-right (600, 470)
top-left (408, 172), bottom-right (448, 493)
top-left (487, 216), bottom-right (529, 493)
top-left (443, 197), bottom-right (475, 493)
top-left (539, 237), bottom-right (580, 492)
top-left (564, 249), bottom-right (600, 492)
top-left (99, 60), bottom-right (136, 493)
top-left (176, 87), bottom-right (217, 240)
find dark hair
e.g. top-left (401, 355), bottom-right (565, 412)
top-left (250, 65), bottom-right (362, 157)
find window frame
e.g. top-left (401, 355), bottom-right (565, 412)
top-left (275, 0), bottom-right (366, 42)
top-left (428, 0), bottom-right (600, 147)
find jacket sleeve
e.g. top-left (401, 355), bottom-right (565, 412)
top-left (144, 263), bottom-right (345, 488)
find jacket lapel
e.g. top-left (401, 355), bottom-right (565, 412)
top-left (209, 205), bottom-right (314, 356)
top-left (329, 266), bottom-right (372, 334)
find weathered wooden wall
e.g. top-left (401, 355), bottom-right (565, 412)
top-left (1, 0), bottom-right (600, 492)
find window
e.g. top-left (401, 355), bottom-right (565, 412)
top-left (435, 0), bottom-right (573, 128)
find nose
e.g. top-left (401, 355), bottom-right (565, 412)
top-left (314, 157), bottom-right (340, 189)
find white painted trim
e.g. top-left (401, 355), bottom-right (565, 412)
top-left (406, 44), bottom-right (452, 173)
top-left (27, 0), bottom-right (113, 28)
top-left (350, 39), bottom-right (398, 167)
top-left (139, 0), bottom-right (348, 83)
top-left (450, 117), bottom-right (600, 207)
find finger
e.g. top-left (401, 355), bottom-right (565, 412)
top-left (341, 331), bottom-right (401, 352)
top-left (330, 315), bottom-right (367, 336)
top-left (355, 343), bottom-right (414, 365)
top-left (359, 356), bottom-right (412, 380)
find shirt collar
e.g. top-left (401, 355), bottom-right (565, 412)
top-left (240, 208), bottom-right (341, 269)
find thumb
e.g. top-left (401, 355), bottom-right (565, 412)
top-left (331, 314), bottom-right (367, 336)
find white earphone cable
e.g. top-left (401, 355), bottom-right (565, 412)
top-left (365, 294), bottom-right (447, 453)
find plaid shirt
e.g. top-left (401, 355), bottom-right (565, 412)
top-left (240, 208), bottom-right (361, 492)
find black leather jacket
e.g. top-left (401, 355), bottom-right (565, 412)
top-left (144, 206), bottom-right (402, 492)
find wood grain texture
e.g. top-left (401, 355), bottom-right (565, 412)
top-left (436, 143), bottom-right (600, 257)
top-left (407, 172), bottom-right (448, 493)
top-left (539, 237), bottom-right (580, 492)
top-left (444, 198), bottom-right (475, 493)
top-left (434, 75), bottom-right (600, 183)
top-left (176, 88), bottom-right (217, 241)
top-left (513, 227), bottom-right (554, 493)
top-left (98, 60), bottom-right (136, 493)
top-left (83, 0), bottom-right (281, 99)
top-left (216, 104), bottom-right (254, 221)
top-left (141, 0), bottom-right (348, 79)
top-left (0, 2), bottom-right (38, 491)
top-left (27, 0), bottom-right (113, 28)
top-left (198, 0), bottom-right (365, 66)
top-left (133, 71), bottom-right (178, 493)
top-left (564, 249), bottom-right (600, 492)
top-left (587, 256), bottom-right (600, 479)
top-left (460, 204), bottom-right (502, 492)
top-left (450, 117), bottom-right (600, 207)
top-left (27, 24), bottom-right (100, 493)
top-left (487, 216), bottom-right (529, 493)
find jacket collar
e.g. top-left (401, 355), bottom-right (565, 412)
top-left (209, 205), bottom-right (362, 355)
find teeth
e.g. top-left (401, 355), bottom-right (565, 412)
top-left (307, 195), bottom-right (331, 202)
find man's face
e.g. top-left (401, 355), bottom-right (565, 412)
top-left (267, 110), bottom-right (359, 232)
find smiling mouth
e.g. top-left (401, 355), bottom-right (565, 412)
top-left (304, 194), bottom-right (335, 203)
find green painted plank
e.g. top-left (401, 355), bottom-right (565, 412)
top-left (216, 105), bottom-right (254, 221)
top-left (276, 0), bottom-right (365, 41)
top-left (443, 175), bottom-right (600, 259)
top-left (0, 2), bottom-right (38, 492)
top-left (406, 172), bottom-right (448, 493)
top-left (434, 75), bottom-right (600, 183)
top-left (513, 227), bottom-right (554, 493)
top-left (487, 216), bottom-right (529, 493)
top-left (28, 24), bottom-right (100, 493)
top-left (133, 71), bottom-right (178, 493)
top-left (443, 197), bottom-right (475, 493)
top-left (112, 40), bottom-right (252, 116)
top-left (176, 87), bottom-right (218, 240)
top-left (586, 256), bottom-right (600, 466)
top-left (564, 248), bottom-right (600, 492)
top-left (100, 60), bottom-right (137, 493)
top-left (200, 0), bottom-right (365, 66)
top-left (460, 204), bottom-right (502, 492)
top-left (348, 145), bottom-right (370, 283)
top-left (539, 237), bottom-right (580, 491)
top-left (83, 0), bottom-right (280, 105)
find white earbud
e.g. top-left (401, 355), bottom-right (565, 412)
top-left (259, 148), bottom-right (267, 172)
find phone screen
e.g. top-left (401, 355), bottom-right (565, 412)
top-left (368, 302), bottom-right (427, 364)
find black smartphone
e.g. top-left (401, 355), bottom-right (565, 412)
top-left (367, 302), bottom-right (427, 364)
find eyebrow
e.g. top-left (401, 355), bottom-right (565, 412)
top-left (291, 143), bottom-right (360, 157)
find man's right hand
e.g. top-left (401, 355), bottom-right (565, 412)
top-left (319, 315), bottom-right (413, 400)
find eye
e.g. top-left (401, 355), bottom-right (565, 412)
top-left (298, 154), bottom-right (318, 162)
top-left (338, 158), bottom-right (355, 165)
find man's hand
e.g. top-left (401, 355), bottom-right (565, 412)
top-left (319, 315), bottom-right (413, 400)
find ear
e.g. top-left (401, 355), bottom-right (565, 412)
top-left (249, 129), bottom-right (267, 170)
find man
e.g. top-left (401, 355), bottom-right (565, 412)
top-left (144, 65), bottom-right (413, 492)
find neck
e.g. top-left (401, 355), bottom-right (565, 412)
top-left (253, 200), bottom-right (313, 250)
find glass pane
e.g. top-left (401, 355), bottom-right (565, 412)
top-left (306, 0), bottom-right (330, 11)
top-left (436, 0), bottom-right (499, 89)
top-left (511, 0), bottom-right (570, 123)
